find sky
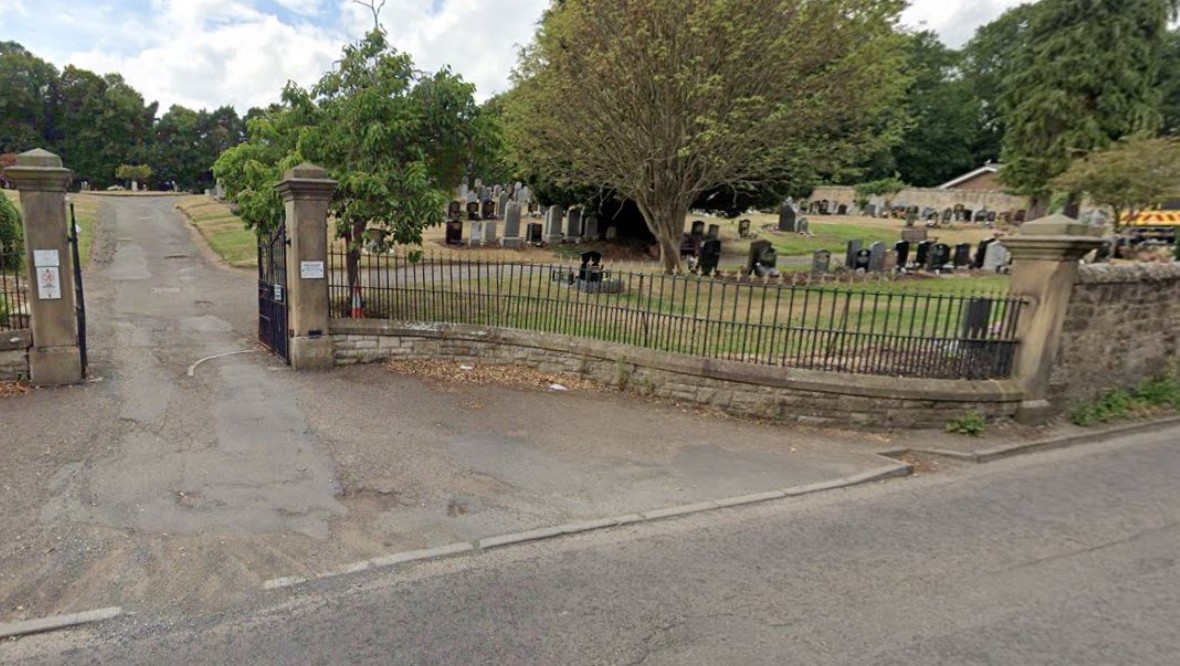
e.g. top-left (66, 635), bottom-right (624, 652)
top-left (1, 0), bottom-right (1029, 113)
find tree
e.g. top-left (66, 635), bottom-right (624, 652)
top-left (506, 0), bottom-right (909, 273)
top-left (215, 20), bottom-right (482, 295)
top-left (115, 164), bottom-right (153, 189)
top-left (1159, 29), bottom-right (1180, 135)
top-left (0, 193), bottom-right (22, 269)
top-left (997, 0), bottom-right (1177, 216)
top-left (854, 176), bottom-right (908, 221)
top-left (0, 42), bottom-right (58, 155)
top-left (1051, 135), bottom-right (1180, 231)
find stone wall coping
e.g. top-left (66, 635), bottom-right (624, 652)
top-left (1076, 262), bottom-right (1180, 285)
top-left (0, 329), bottom-right (32, 352)
top-left (331, 319), bottom-right (1024, 404)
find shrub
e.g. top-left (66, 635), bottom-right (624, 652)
top-left (1069, 374), bottom-right (1180, 427)
top-left (945, 410), bottom-right (986, 437)
top-left (0, 194), bottom-right (22, 271)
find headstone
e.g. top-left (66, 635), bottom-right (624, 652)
top-left (914, 240), bottom-right (932, 268)
top-left (526, 222), bottom-right (543, 245)
top-left (863, 203), bottom-right (878, 218)
top-left (974, 209), bottom-right (988, 223)
top-left (928, 243), bottom-right (951, 272)
top-left (983, 241), bottom-right (1010, 272)
top-left (738, 219), bottom-right (751, 238)
top-left (854, 248), bottom-right (872, 272)
top-left (811, 250), bottom-right (831, 276)
top-left (952, 243), bottom-right (972, 268)
top-left (698, 238), bottom-right (722, 275)
top-left (1014, 210), bottom-right (1027, 223)
top-left (942, 208), bottom-right (953, 223)
top-left (894, 240), bottom-right (911, 267)
top-left (493, 184), bottom-right (502, 198)
top-left (986, 211), bottom-right (997, 223)
top-left (905, 207), bottom-right (918, 226)
top-left (517, 185), bottom-right (531, 207)
top-left (706, 224), bottom-right (720, 239)
top-left (480, 200), bottom-right (495, 220)
top-left (466, 201), bottom-right (481, 221)
top-left (482, 220), bottom-right (498, 245)
top-left (565, 207), bottom-right (583, 241)
top-left (973, 238), bottom-right (995, 269)
top-left (962, 209), bottom-right (974, 223)
top-left (459, 183), bottom-right (469, 201)
top-left (900, 227), bottom-right (928, 243)
top-left (474, 178), bottom-right (483, 191)
top-left (1094, 240), bottom-right (1113, 263)
top-left (778, 203), bottom-right (797, 232)
top-left (605, 226), bottom-right (618, 241)
top-left (501, 202), bottom-right (522, 248)
top-left (747, 240), bottom-right (779, 277)
top-left (797, 218), bottom-right (810, 234)
top-left (544, 206), bottom-right (564, 244)
top-left (691, 220), bottom-right (707, 237)
top-left (448, 200), bottom-right (462, 220)
top-left (466, 189), bottom-right (478, 203)
top-left (469, 220), bottom-right (484, 247)
top-left (578, 251), bottom-right (604, 282)
top-left (837, 203), bottom-right (848, 215)
top-left (845, 239), bottom-right (863, 268)
top-left (583, 214), bottom-right (599, 241)
top-left (528, 200), bottom-right (539, 215)
top-left (497, 191), bottom-right (510, 219)
top-left (445, 219), bottom-right (463, 246)
top-left (679, 234), bottom-right (698, 258)
top-left (868, 241), bottom-right (886, 273)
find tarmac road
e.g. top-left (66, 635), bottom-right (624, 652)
top-left (8, 425), bottom-right (1179, 665)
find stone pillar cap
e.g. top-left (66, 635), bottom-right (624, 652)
top-left (3, 147), bottom-right (73, 191)
top-left (275, 163), bottom-right (337, 201)
top-left (282, 163), bottom-right (332, 181)
top-left (1018, 213), bottom-right (1094, 237)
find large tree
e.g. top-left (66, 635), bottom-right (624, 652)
top-left (997, 0), bottom-right (1177, 216)
top-left (0, 42), bottom-right (58, 155)
top-left (506, 0), bottom-right (908, 272)
top-left (1052, 135), bottom-right (1180, 231)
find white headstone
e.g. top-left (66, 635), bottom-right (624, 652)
top-left (983, 241), bottom-right (1010, 272)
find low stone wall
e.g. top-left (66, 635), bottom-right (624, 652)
top-left (1051, 263), bottom-right (1180, 407)
top-left (331, 320), bottom-right (1023, 429)
top-left (0, 330), bottom-right (31, 380)
top-left (809, 185), bottom-right (1029, 215)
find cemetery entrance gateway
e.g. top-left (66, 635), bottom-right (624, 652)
top-left (258, 222), bottom-right (289, 363)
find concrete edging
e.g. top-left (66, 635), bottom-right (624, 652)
top-left (261, 461), bottom-right (911, 591)
top-left (0, 607), bottom-right (122, 640)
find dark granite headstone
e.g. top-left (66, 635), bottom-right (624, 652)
top-left (445, 219), bottom-right (463, 245)
top-left (811, 250), bottom-right (831, 276)
top-left (894, 241), bottom-right (911, 267)
top-left (915, 240), bottom-right (932, 268)
top-left (738, 218), bottom-right (752, 238)
top-left (691, 220), bottom-right (707, 237)
top-left (953, 243), bottom-right (972, 268)
top-left (973, 238), bottom-right (995, 269)
top-left (748, 240), bottom-right (779, 276)
top-left (698, 238), bottom-right (722, 275)
top-left (928, 243), bottom-right (951, 271)
top-left (526, 222), bottom-right (543, 244)
top-left (845, 239), bottom-right (863, 268)
top-left (778, 203), bottom-right (797, 232)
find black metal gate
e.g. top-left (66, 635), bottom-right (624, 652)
top-left (68, 204), bottom-right (88, 376)
top-left (258, 223), bottom-right (289, 363)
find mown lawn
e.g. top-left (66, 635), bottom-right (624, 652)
top-left (175, 196), bottom-right (257, 267)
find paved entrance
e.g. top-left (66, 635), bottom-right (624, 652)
top-left (0, 196), bottom-right (895, 623)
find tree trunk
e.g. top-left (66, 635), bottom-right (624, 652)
top-left (345, 224), bottom-right (362, 317)
top-left (637, 198), bottom-right (687, 274)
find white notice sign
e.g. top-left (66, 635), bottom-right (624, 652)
top-left (37, 266), bottom-right (62, 300)
top-left (300, 261), bottom-right (325, 279)
top-left (34, 249), bottom-right (60, 268)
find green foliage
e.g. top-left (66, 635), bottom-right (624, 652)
top-left (115, 163), bottom-right (153, 184)
top-left (945, 411), bottom-right (986, 437)
top-left (0, 295), bottom-right (8, 328)
top-left (1051, 135), bottom-right (1180, 229)
top-left (506, 0), bottom-right (910, 272)
top-left (1161, 29), bottom-right (1180, 135)
top-left (1070, 374), bottom-right (1180, 427)
top-left (150, 105), bottom-right (244, 191)
top-left (996, 0), bottom-right (1173, 199)
top-left (853, 176), bottom-right (908, 200)
top-left (0, 193), bottom-right (22, 270)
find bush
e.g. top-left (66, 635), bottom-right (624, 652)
top-left (945, 410), bottom-right (986, 437)
top-left (1069, 374), bottom-right (1180, 427)
top-left (0, 194), bottom-right (22, 271)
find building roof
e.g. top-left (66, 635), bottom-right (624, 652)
top-left (937, 164), bottom-right (1001, 190)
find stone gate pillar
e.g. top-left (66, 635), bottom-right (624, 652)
top-left (2, 149), bottom-right (82, 385)
top-left (275, 164), bottom-right (337, 370)
top-left (1003, 214), bottom-right (1103, 423)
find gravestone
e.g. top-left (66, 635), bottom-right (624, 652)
top-left (894, 240), bottom-right (911, 267)
top-left (528, 200), bottom-right (539, 215)
top-left (445, 219), bottom-right (463, 245)
top-left (952, 243), bottom-right (972, 268)
top-left (501, 202), bottom-right (523, 248)
top-left (482, 220), bottom-right (498, 245)
top-left (961, 209), bottom-right (974, 224)
top-left (928, 243), bottom-right (951, 272)
top-left (691, 220), bottom-right (707, 237)
top-left (837, 203), bottom-right (848, 215)
top-left (526, 222), bottom-right (543, 245)
top-left (447, 200), bottom-right (462, 220)
top-left (900, 227), bottom-right (928, 243)
top-left (1094, 240), bottom-right (1113, 263)
top-left (845, 239), bottom-right (863, 268)
top-left (811, 249), bottom-right (832, 276)
top-left (1014, 210), bottom-right (1027, 223)
top-left (544, 206), bottom-right (564, 244)
top-left (517, 185), bottom-right (531, 207)
top-left (738, 219), bottom-right (752, 238)
top-left (698, 238), bottom-right (722, 275)
top-left (974, 209), bottom-right (988, 223)
top-left (469, 220), bottom-right (484, 247)
top-left (983, 242), bottom-right (1010, 272)
top-left (706, 224), bottom-right (720, 239)
top-left (905, 207), bottom-right (919, 226)
top-left (973, 238), bottom-right (995, 269)
top-left (458, 183), bottom-right (469, 202)
top-left (578, 251), bottom-right (604, 282)
top-left (605, 226), bottom-right (618, 241)
top-left (493, 184), bottom-right (502, 198)
top-left (986, 211), bottom-right (997, 223)
top-left (868, 241), bottom-right (886, 273)
top-left (863, 203), bottom-right (878, 218)
top-left (778, 203), bottom-right (797, 232)
top-left (854, 248), bottom-right (872, 272)
top-left (747, 240), bottom-right (779, 277)
top-left (797, 218), bottom-right (810, 234)
top-left (565, 207), bottom-right (583, 241)
top-left (583, 214), bottom-right (599, 241)
top-left (481, 200), bottom-right (496, 220)
top-left (466, 201), bottom-right (481, 221)
top-left (914, 240), bottom-right (932, 268)
top-left (466, 189), bottom-right (478, 203)
top-left (942, 208), bottom-right (953, 223)
top-left (497, 191), bottom-right (510, 219)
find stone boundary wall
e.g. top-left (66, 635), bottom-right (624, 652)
top-left (809, 186), bottom-right (1029, 214)
top-left (0, 330), bottom-right (31, 380)
top-left (331, 320), bottom-right (1023, 429)
top-left (1051, 263), bottom-right (1180, 407)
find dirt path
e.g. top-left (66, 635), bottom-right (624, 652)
top-left (0, 198), bottom-right (894, 623)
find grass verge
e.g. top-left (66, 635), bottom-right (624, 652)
top-left (1070, 373), bottom-right (1180, 427)
top-left (175, 196), bottom-right (257, 268)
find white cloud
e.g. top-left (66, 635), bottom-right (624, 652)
top-left (0, 0), bottom-right (29, 15)
top-left (904, 0), bottom-right (1028, 47)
